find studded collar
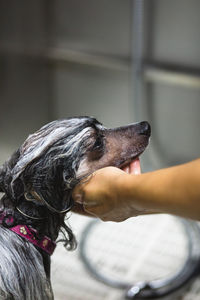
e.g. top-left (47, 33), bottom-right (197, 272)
top-left (0, 211), bottom-right (56, 255)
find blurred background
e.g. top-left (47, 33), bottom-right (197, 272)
top-left (0, 0), bottom-right (200, 299)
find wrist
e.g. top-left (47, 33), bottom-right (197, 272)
top-left (117, 173), bottom-right (150, 213)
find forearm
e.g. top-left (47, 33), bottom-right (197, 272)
top-left (73, 159), bottom-right (200, 222)
top-left (124, 159), bottom-right (200, 220)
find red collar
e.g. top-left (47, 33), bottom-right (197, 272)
top-left (0, 212), bottom-right (56, 255)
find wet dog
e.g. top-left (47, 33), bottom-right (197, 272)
top-left (0, 116), bottom-right (150, 299)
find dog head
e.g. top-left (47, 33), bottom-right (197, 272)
top-left (0, 116), bottom-right (151, 214)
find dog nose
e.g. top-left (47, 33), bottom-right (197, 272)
top-left (138, 121), bottom-right (151, 136)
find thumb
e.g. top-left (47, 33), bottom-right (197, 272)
top-left (72, 173), bottom-right (94, 204)
top-left (72, 183), bottom-right (84, 204)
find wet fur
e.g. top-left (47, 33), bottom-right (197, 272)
top-left (0, 116), bottom-right (150, 299)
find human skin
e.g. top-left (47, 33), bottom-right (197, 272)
top-left (72, 159), bottom-right (200, 222)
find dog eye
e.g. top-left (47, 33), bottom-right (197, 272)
top-left (88, 136), bottom-right (104, 161)
top-left (93, 137), bottom-right (103, 150)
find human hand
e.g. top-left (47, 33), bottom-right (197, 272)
top-left (72, 167), bottom-right (147, 222)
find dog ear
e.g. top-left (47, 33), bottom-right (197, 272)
top-left (31, 185), bottom-right (73, 214)
top-left (33, 189), bottom-right (73, 213)
top-left (28, 164), bottom-right (75, 213)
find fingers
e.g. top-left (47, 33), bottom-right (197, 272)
top-left (72, 175), bottom-right (98, 217)
top-left (72, 182), bottom-right (85, 204)
top-left (72, 173), bottom-right (95, 204)
top-left (71, 202), bottom-right (90, 216)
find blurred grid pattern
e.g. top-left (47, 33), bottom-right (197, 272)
top-left (51, 214), bottom-right (200, 300)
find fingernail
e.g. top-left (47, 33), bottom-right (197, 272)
top-left (74, 194), bottom-right (83, 204)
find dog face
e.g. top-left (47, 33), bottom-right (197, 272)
top-left (76, 120), bottom-right (151, 178)
top-left (0, 117), bottom-right (150, 213)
